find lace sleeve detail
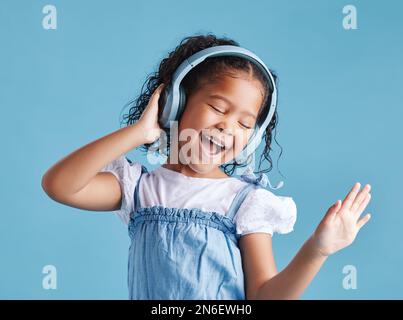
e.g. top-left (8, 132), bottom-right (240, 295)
top-left (235, 187), bottom-right (297, 236)
top-left (99, 155), bottom-right (142, 224)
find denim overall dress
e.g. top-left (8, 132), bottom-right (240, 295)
top-left (127, 165), bottom-right (272, 300)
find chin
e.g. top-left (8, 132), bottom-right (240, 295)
top-left (186, 159), bottom-right (219, 174)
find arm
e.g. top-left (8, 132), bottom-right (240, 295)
top-left (240, 182), bottom-right (372, 300)
top-left (41, 83), bottom-right (165, 211)
top-left (240, 234), bottom-right (327, 300)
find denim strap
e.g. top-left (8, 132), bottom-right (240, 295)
top-left (226, 183), bottom-right (257, 222)
top-left (133, 165), bottom-right (148, 212)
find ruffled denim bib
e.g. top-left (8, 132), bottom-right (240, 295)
top-left (127, 165), bottom-right (276, 299)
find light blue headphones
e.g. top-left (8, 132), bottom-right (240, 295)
top-left (155, 44), bottom-right (283, 189)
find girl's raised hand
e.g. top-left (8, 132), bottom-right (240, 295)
top-left (138, 83), bottom-right (165, 144)
top-left (311, 182), bottom-right (372, 256)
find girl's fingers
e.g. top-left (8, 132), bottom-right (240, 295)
top-left (355, 193), bottom-right (371, 218)
top-left (351, 184), bottom-right (371, 213)
top-left (158, 83), bottom-right (165, 92)
top-left (333, 199), bottom-right (342, 219)
top-left (152, 83), bottom-right (164, 98)
top-left (341, 182), bottom-right (361, 212)
top-left (146, 84), bottom-right (165, 110)
top-left (324, 200), bottom-right (341, 221)
top-left (334, 199), bottom-right (342, 213)
top-left (157, 83), bottom-right (165, 91)
top-left (357, 213), bottom-right (371, 230)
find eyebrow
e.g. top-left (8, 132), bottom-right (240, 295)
top-left (208, 94), bottom-right (257, 120)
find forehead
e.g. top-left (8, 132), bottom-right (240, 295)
top-left (198, 74), bottom-right (264, 114)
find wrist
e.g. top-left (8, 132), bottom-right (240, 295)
top-left (133, 121), bottom-right (158, 144)
top-left (306, 234), bottom-right (331, 260)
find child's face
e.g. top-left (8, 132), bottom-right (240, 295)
top-left (174, 73), bottom-right (264, 175)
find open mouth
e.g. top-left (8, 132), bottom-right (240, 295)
top-left (199, 132), bottom-right (226, 157)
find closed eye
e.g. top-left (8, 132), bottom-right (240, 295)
top-left (210, 105), bottom-right (252, 129)
top-left (239, 123), bottom-right (252, 129)
top-left (209, 105), bottom-right (225, 114)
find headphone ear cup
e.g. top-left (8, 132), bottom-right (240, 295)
top-left (177, 85), bottom-right (187, 121)
top-left (158, 85), bottom-right (168, 115)
top-left (158, 84), bottom-right (169, 128)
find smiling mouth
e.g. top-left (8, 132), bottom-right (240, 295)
top-left (199, 132), bottom-right (227, 157)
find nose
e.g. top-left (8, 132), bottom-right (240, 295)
top-left (214, 121), bottom-right (236, 150)
top-left (216, 120), bottom-right (233, 136)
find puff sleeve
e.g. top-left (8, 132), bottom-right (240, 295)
top-left (234, 187), bottom-right (297, 236)
top-left (99, 155), bottom-right (142, 225)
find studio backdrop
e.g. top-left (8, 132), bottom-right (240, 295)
top-left (0, 0), bottom-right (402, 299)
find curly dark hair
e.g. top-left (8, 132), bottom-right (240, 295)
top-left (120, 32), bottom-right (283, 177)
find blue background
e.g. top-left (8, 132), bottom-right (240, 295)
top-left (1, 0), bottom-right (402, 299)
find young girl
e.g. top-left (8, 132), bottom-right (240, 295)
top-left (41, 33), bottom-right (372, 300)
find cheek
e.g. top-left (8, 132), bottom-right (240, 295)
top-left (178, 107), bottom-right (210, 131)
top-left (229, 130), bottom-right (252, 158)
top-left (236, 129), bottom-right (252, 147)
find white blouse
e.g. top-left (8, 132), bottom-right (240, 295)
top-left (100, 155), bottom-right (297, 237)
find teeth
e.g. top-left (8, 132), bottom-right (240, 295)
top-left (202, 134), bottom-right (224, 149)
